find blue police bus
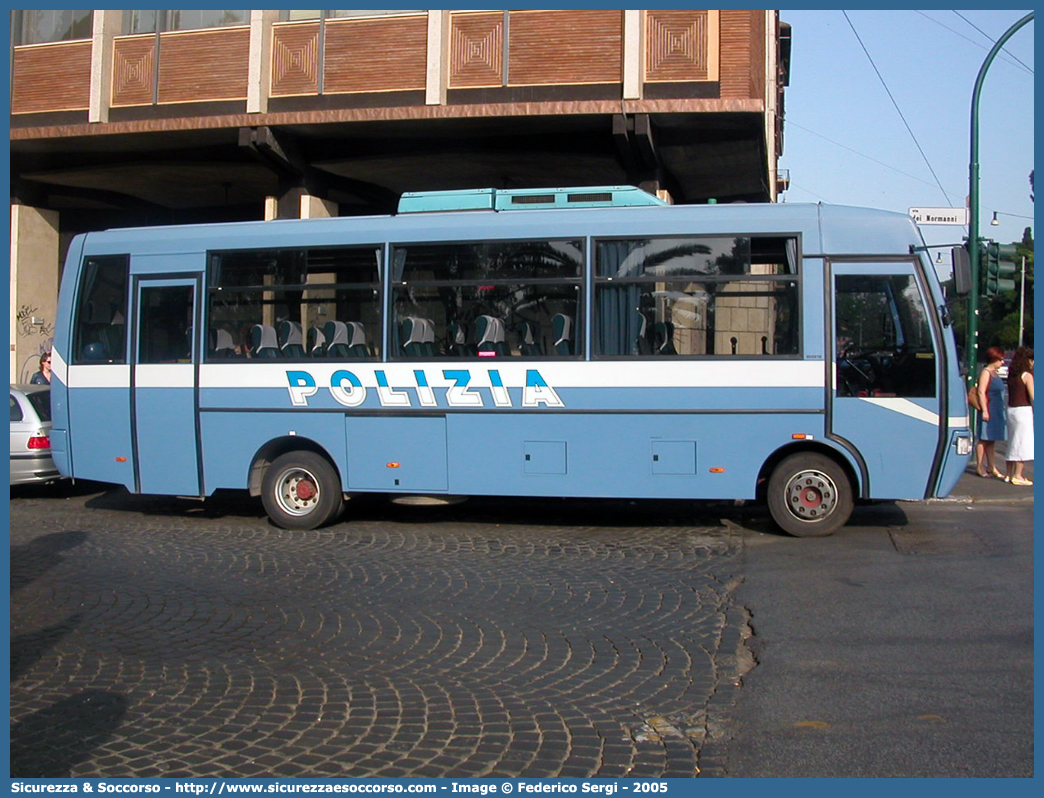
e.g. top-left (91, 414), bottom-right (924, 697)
top-left (48, 186), bottom-right (972, 536)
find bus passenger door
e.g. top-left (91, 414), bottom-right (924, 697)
top-left (830, 263), bottom-right (943, 500)
top-left (132, 276), bottom-right (201, 496)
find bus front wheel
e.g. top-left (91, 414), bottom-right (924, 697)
top-left (262, 451), bottom-right (344, 530)
top-left (767, 452), bottom-right (853, 537)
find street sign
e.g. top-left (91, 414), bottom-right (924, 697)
top-left (909, 207), bottom-right (969, 225)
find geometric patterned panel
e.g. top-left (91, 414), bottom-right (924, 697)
top-left (271, 23), bottom-right (320, 97)
top-left (112, 36), bottom-right (156, 107)
top-left (509, 10), bottom-right (621, 86)
top-left (157, 28), bottom-right (250, 104)
top-left (646, 10), bottom-right (709, 82)
top-left (323, 15), bottom-right (427, 94)
top-left (11, 42), bottom-right (91, 114)
top-left (450, 12), bottom-right (504, 88)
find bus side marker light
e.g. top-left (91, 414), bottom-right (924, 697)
top-left (792, 433), bottom-right (814, 440)
top-left (116, 457), bottom-right (127, 462)
top-left (709, 467), bottom-right (725, 473)
top-left (387, 462), bottom-right (401, 468)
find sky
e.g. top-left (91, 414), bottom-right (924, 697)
top-left (776, 9), bottom-right (1035, 275)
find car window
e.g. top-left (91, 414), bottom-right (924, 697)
top-left (26, 390), bottom-right (51, 422)
top-left (10, 394), bottom-right (23, 422)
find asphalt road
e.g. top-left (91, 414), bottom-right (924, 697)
top-left (724, 489), bottom-right (1034, 777)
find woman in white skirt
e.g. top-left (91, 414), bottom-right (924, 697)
top-left (1005, 347), bottom-right (1034, 486)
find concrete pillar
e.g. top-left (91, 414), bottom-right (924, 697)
top-left (622, 10), bottom-right (643, 100)
top-left (264, 189), bottom-right (337, 220)
top-left (764, 10), bottom-right (779, 202)
top-left (248, 10), bottom-right (279, 114)
top-left (707, 11), bottom-right (720, 83)
top-left (265, 187), bottom-right (304, 220)
top-left (89, 10), bottom-right (122, 123)
top-left (425, 10), bottom-right (451, 106)
top-left (10, 204), bottom-right (60, 383)
top-left (300, 194), bottom-right (337, 219)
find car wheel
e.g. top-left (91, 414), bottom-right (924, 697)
top-left (261, 451), bottom-right (344, 530)
top-left (767, 452), bottom-right (853, 537)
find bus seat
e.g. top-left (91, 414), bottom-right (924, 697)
top-left (278, 321), bottom-right (305, 358)
top-left (421, 318), bottom-right (438, 357)
top-left (323, 321), bottom-right (350, 358)
top-left (447, 322), bottom-right (471, 356)
top-left (210, 328), bottom-right (236, 358)
top-left (494, 317), bottom-right (510, 356)
top-left (85, 300), bottom-right (111, 325)
top-left (80, 301), bottom-right (111, 352)
top-left (475, 315), bottom-right (508, 356)
top-left (307, 326), bottom-right (326, 357)
top-left (400, 316), bottom-right (428, 357)
top-left (653, 321), bottom-right (677, 355)
top-left (83, 341), bottom-right (107, 362)
top-left (635, 311), bottom-right (653, 355)
top-left (100, 324), bottom-right (126, 360)
top-left (250, 324), bottom-right (279, 358)
top-left (473, 316), bottom-right (493, 352)
top-left (552, 313), bottom-right (573, 355)
top-left (346, 322), bottom-right (371, 358)
top-left (517, 321), bottom-right (543, 356)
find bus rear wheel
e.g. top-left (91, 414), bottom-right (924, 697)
top-left (767, 452), bottom-right (853, 537)
top-left (262, 451), bottom-right (344, 530)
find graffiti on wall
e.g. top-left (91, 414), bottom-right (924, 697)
top-left (17, 304), bottom-right (54, 338)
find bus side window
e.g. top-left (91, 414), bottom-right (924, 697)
top-left (73, 255), bottom-right (129, 364)
top-left (835, 274), bottom-right (935, 398)
top-left (207, 246), bottom-right (382, 362)
top-left (391, 240), bottom-right (584, 359)
top-left (139, 285), bottom-right (194, 363)
top-left (594, 236), bottom-right (799, 358)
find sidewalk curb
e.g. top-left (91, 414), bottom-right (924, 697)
top-left (911, 495), bottom-right (1035, 506)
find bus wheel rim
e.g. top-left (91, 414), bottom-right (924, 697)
top-left (784, 469), bottom-right (837, 522)
top-left (276, 468), bottom-right (320, 516)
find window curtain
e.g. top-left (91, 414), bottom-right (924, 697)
top-left (596, 241), bottom-right (644, 356)
top-left (785, 238), bottom-right (798, 275)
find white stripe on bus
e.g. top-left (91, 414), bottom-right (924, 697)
top-left (195, 360), bottom-right (827, 390)
top-left (66, 364), bottom-right (131, 388)
top-left (67, 361), bottom-right (826, 391)
top-left (858, 396), bottom-right (940, 426)
top-left (136, 364), bottom-right (195, 388)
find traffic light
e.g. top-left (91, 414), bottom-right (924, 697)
top-left (982, 241), bottom-right (1018, 296)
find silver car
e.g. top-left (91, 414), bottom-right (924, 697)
top-left (10, 384), bottom-right (61, 485)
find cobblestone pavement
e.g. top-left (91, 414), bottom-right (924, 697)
top-left (10, 486), bottom-right (752, 779)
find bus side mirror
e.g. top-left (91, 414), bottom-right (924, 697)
top-left (952, 246), bottom-right (971, 296)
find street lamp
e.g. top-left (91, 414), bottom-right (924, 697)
top-left (990, 211), bottom-right (999, 226)
top-left (967, 11), bottom-right (1033, 374)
